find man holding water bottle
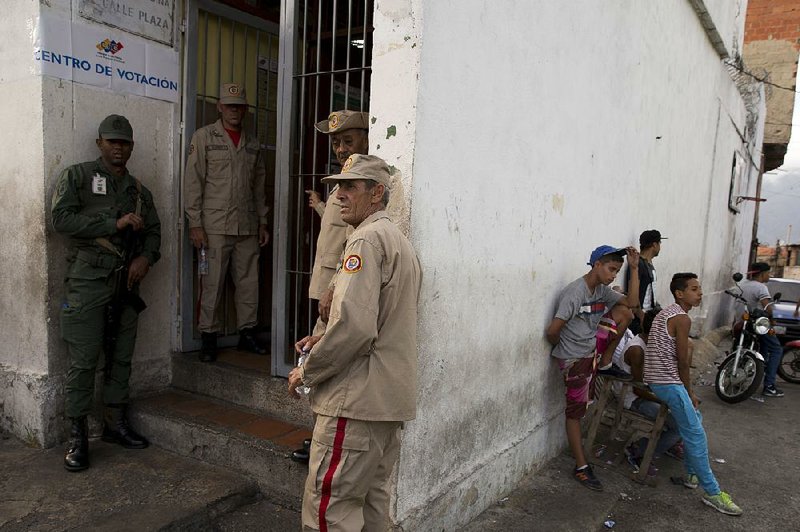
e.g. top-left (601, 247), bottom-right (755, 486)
top-left (184, 82), bottom-right (270, 362)
top-left (289, 154), bottom-right (421, 532)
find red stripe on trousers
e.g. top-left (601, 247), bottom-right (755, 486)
top-left (318, 417), bottom-right (348, 532)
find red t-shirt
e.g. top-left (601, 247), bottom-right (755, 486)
top-left (224, 128), bottom-right (241, 147)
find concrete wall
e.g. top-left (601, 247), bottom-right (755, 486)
top-left (0, 0), bottom-right (54, 446)
top-left (370, 0), bottom-right (762, 529)
top-left (0, 0), bottom-right (178, 446)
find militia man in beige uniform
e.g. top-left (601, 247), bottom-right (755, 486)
top-left (289, 154), bottom-right (421, 532)
top-left (305, 110), bottom-right (370, 336)
top-left (294, 110), bottom-right (406, 464)
top-left (305, 110), bottom-right (407, 335)
top-left (184, 83), bottom-right (269, 361)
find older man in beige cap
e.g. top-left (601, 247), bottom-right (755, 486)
top-left (290, 153), bottom-right (421, 532)
top-left (184, 83), bottom-right (269, 361)
top-left (304, 110), bottom-right (371, 329)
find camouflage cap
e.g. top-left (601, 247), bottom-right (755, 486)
top-left (219, 83), bottom-right (247, 105)
top-left (322, 154), bottom-right (392, 187)
top-left (98, 114), bottom-right (133, 142)
top-left (314, 110), bottom-right (370, 134)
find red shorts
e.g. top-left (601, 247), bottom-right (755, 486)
top-left (558, 354), bottom-right (598, 420)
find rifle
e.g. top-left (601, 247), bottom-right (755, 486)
top-left (101, 180), bottom-right (148, 380)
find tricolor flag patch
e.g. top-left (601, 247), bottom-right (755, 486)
top-left (343, 254), bottom-right (362, 273)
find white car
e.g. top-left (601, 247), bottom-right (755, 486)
top-left (767, 278), bottom-right (800, 342)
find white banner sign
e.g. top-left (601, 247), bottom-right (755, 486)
top-left (33, 13), bottom-right (180, 104)
top-left (79, 0), bottom-right (175, 45)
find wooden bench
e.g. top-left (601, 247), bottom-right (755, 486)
top-left (584, 375), bottom-right (669, 484)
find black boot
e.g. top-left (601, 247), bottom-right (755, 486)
top-left (238, 328), bottom-right (266, 355)
top-left (291, 438), bottom-right (312, 464)
top-left (64, 417), bottom-right (89, 472)
top-left (101, 405), bottom-right (149, 449)
top-left (200, 332), bottom-right (217, 362)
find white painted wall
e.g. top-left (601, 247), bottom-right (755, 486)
top-left (0, 0), bottom-right (54, 445)
top-left (703, 0), bottom-right (748, 56)
top-left (371, 0), bottom-right (761, 529)
top-left (0, 0), bottom-right (178, 446)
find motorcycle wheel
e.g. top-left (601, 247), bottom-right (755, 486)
top-left (778, 348), bottom-right (800, 384)
top-left (715, 351), bottom-right (765, 403)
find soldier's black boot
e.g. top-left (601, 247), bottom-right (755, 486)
top-left (291, 438), bottom-right (312, 464)
top-left (64, 417), bottom-right (89, 472)
top-left (238, 328), bottom-right (266, 355)
top-left (101, 405), bottom-right (149, 449)
top-left (200, 332), bottom-right (217, 362)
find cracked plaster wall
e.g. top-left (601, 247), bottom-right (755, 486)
top-left (0, 0), bottom-right (176, 447)
top-left (370, 0), bottom-right (762, 529)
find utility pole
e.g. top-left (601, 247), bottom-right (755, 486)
top-left (749, 155), bottom-right (765, 264)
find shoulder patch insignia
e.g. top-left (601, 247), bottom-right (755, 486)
top-left (188, 143), bottom-right (195, 155)
top-left (343, 254), bottom-right (362, 273)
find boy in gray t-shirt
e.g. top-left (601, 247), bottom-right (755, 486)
top-left (546, 245), bottom-right (640, 491)
top-left (737, 262), bottom-right (784, 397)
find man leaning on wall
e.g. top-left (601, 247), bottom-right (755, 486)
top-left (52, 115), bottom-right (161, 472)
top-left (289, 154), bottom-right (422, 531)
top-left (184, 83), bottom-right (270, 362)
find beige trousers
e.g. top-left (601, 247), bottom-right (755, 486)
top-left (197, 233), bottom-right (260, 333)
top-left (302, 415), bottom-right (401, 532)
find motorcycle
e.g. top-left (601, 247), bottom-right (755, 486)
top-left (778, 339), bottom-right (800, 384)
top-left (715, 273), bottom-right (781, 403)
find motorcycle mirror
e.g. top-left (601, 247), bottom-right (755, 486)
top-left (732, 272), bottom-right (743, 282)
top-left (773, 292), bottom-right (782, 302)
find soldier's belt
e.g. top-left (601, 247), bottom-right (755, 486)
top-left (75, 249), bottom-right (124, 269)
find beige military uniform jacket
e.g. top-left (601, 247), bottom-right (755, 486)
top-left (308, 185), bottom-right (348, 300)
top-left (184, 119), bottom-right (268, 235)
top-left (307, 172), bottom-right (408, 300)
top-left (302, 210), bottom-right (421, 422)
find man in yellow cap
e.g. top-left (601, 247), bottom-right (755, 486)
top-left (184, 83), bottom-right (269, 361)
top-left (289, 154), bottom-right (421, 532)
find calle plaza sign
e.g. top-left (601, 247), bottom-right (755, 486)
top-left (79, 0), bottom-right (175, 46)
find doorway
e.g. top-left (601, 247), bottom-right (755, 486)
top-left (180, 0), bottom-right (280, 353)
top-left (180, 0), bottom-right (375, 378)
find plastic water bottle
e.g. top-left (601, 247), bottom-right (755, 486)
top-left (296, 350), bottom-right (311, 396)
top-left (198, 245), bottom-right (209, 275)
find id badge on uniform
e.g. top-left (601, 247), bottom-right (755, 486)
top-left (91, 173), bottom-right (107, 195)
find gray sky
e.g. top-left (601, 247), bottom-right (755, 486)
top-left (758, 62), bottom-right (800, 246)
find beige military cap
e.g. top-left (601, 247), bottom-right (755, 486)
top-left (219, 83), bottom-right (247, 105)
top-left (314, 110), bottom-right (370, 134)
top-left (322, 154), bottom-right (391, 187)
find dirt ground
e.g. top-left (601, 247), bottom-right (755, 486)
top-left (464, 369), bottom-right (800, 532)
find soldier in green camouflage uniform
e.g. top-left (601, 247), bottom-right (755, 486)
top-left (51, 115), bottom-right (161, 472)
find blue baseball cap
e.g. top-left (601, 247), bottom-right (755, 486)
top-left (588, 245), bottom-right (625, 266)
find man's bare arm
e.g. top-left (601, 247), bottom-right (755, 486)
top-left (546, 318), bottom-right (567, 346)
top-left (670, 314), bottom-right (696, 407)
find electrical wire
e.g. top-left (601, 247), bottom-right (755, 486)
top-left (725, 60), bottom-right (800, 94)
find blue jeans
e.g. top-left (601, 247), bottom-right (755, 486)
top-left (649, 384), bottom-right (720, 495)
top-left (759, 334), bottom-right (782, 388)
top-left (631, 398), bottom-right (682, 456)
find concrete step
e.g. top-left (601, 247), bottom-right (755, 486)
top-left (172, 350), bottom-right (313, 428)
top-left (130, 389), bottom-right (312, 510)
top-left (213, 498), bottom-right (301, 531)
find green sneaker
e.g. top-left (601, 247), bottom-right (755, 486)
top-left (703, 491), bottom-right (743, 516)
top-left (683, 474), bottom-right (699, 489)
